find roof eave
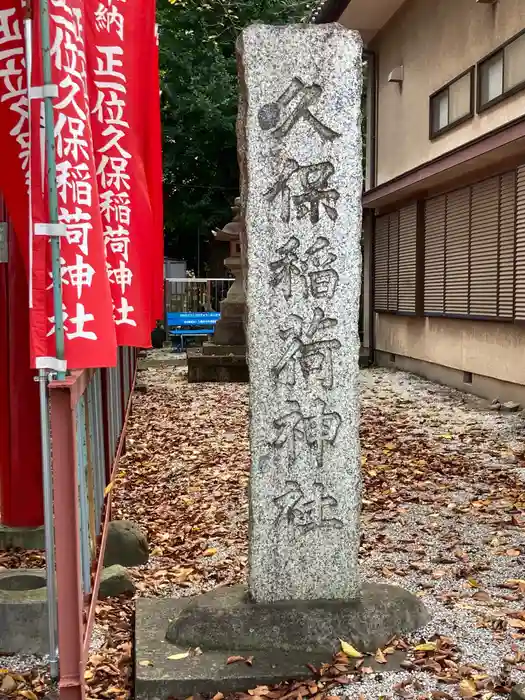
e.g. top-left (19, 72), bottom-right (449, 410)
top-left (310, 0), bottom-right (351, 24)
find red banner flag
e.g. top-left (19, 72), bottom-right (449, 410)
top-left (0, 0), bottom-right (163, 368)
top-left (144, 18), bottom-right (165, 324)
top-left (30, 0), bottom-right (117, 368)
top-left (85, 0), bottom-right (162, 345)
top-left (0, 1), bottom-right (29, 249)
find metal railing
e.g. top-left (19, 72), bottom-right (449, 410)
top-left (164, 277), bottom-right (233, 314)
top-left (47, 347), bottom-right (137, 700)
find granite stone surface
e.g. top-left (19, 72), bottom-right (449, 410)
top-left (237, 24), bottom-right (363, 603)
top-left (103, 520), bottom-right (149, 568)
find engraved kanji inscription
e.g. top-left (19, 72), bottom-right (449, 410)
top-left (304, 237), bottom-right (339, 299)
top-left (274, 481), bottom-right (343, 534)
top-left (269, 237), bottom-right (301, 300)
top-left (258, 77), bottom-right (340, 143)
top-left (273, 308), bottom-right (341, 389)
top-left (269, 235), bottom-right (339, 300)
top-left (272, 398), bottom-right (341, 467)
top-left (265, 159), bottom-right (339, 224)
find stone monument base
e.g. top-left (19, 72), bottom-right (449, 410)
top-left (166, 584), bottom-right (427, 653)
top-left (187, 347), bottom-right (249, 383)
top-left (135, 585), bottom-right (427, 699)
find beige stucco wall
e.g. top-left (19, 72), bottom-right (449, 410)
top-left (368, 0), bottom-right (525, 185)
top-left (375, 314), bottom-right (525, 386)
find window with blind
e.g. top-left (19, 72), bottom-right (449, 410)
top-left (515, 165), bottom-right (525, 320)
top-left (430, 69), bottom-right (474, 139)
top-left (424, 170), bottom-right (519, 318)
top-left (478, 30), bottom-right (525, 112)
top-left (374, 203), bottom-right (419, 314)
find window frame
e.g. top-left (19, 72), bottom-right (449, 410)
top-left (477, 28), bottom-right (525, 113)
top-left (429, 67), bottom-right (475, 140)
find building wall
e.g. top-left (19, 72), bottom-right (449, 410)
top-left (375, 314), bottom-right (525, 389)
top-left (372, 0), bottom-right (525, 185)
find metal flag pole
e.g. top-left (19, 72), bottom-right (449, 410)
top-left (36, 368), bottom-right (59, 679)
top-left (24, 0), bottom-right (61, 680)
top-left (39, 0), bottom-right (66, 379)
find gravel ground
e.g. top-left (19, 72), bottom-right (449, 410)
top-left (0, 624), bottom-right (108, 677)
top-left (132, 365), bottom-right (525, 699)
top-left (361, 369), bottom-right (524, 467)
top-left (345, 368), bottom-right (525, 699)
top-left (2, 364), bottom-right (525, 700)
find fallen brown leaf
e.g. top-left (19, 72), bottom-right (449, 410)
top-left (374, 648), bottom-right (387, 664)
top-left (227, 656), bottom-right (246, 665)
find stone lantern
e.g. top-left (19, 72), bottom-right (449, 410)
top-left (187, 198), bottom-right (249, 383)
top-left (210, 198), bottom-right (245, 346)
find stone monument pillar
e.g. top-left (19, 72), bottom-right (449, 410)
top-left (137, 24), bottom-right (427, 698)
top-left (186, 199), bottom-right (249, 382)
top-left (243, 23), bottom-right (362, 603)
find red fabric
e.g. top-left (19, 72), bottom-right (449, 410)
top-left (1, 216), bottom-right (43, 527)
top-left (84, 0), bottom-right (162, 345)
top-left (0, 3), bottom-right (43, 526)
top-left (0, 0), bottom-right (162, 524)
top-left (30, 0), bottom-right (117, 368)
top-left (0, 250), bottom-right (9, 525)
top-left (144, 14), bottom-right (165, 323)
top-left (0, 0), bottom-right (163, 368)
top-left (0, 1), bottom-right (29, 248)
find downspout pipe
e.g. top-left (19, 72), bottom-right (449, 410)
top-left (363, 51), bottom-right (377, 362)
top-left (364, 50), bottom-right (377, 191)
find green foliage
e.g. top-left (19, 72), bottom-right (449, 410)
top-left (157, 0), bottom-right (316, 273)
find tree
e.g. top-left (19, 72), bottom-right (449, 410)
top-left (157, 0), bottom-right (316, 274)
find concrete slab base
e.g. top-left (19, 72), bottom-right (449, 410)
top-left (187, 349), bottom-right (249, 383)
top-left (511, 684), bottom-right (525, 700)
top-left (202, 342), bottom-right (247, 357)
top-left (135, 585), bottom-right (426, 700)
top-left (138, 355), bottom-right (187, 370)
top-left (136, 599), bottom-right (327, 699)
top-left (0, 525), bottom-right (45, 550)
